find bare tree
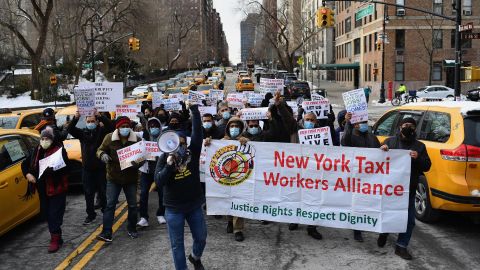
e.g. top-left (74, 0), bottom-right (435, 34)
top-left (0, 0), bottom-right (54, 99)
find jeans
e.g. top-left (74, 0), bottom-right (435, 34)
top-left (139, 173), bottom-right (165, 220)
top-left (46, 193), bottom-right (66, 234)
top-left (82, 168), bottom-right (106, 218)
top-left (397, 195), bottom-right (416, 248)
top-left (165, 206), bottom-right (207, 270)
top-left (103, 180), bottom-right (138, 234)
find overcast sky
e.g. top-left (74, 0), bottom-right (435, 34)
top-left (213, 0), bottom-right (243, 64)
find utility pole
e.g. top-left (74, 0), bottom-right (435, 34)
top-left (454, 0), bottom-right (462, 100)
top-left (378, 4), bottom-right (387, 103)
top-left (91, 20), bottom-right (95, 83)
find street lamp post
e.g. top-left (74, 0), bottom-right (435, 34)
top-left (91, 20), bottom-right (95, 83)
top-left (11, 66), bottom-right (15, 90)
top-left (378, 5), bottom-right (388, 103)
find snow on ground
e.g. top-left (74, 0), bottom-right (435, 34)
top-left (0, 92), bottom-right (72, 109)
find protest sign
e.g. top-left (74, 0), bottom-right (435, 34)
top-left (117, 141), bottom-right (146, 170)
top-left (152, 92), bottom-right (163, 109)
top-left (311, 93), bottom-right (325, 101)
top-left (145, 141), bottom-right (161, 161)
top-left (301, 100), bottom-right (331, 119)
top-left (74, 85), bottom-right (96, 116)
top-left (204, 140), bottom-right (411, 233)
top-left (38, 148), bottom-right (66, 179)
top-left (226, 93), bottom-right (245, 109)
top-left (247, 93), bottom-right (264, 107)
top-left (240, 107), bottom-right (269, 120)
top-left (168, 93), bottom-right (187, 101)
top-left (115, 104), bottom-right (141, 119)
top-left (298, 127), bottom-right (333, 146)
top-left (286, 101), bottom-right (299, 119)
top-left (342, 89), bottom-right (368, 124)
top-left (259, 78), bottom-right (284, 95)
top-left (199, 106), bottom-right (217, 116)
top-left (209, 90), bottom-right (224, 101)
top-left (91, 82), bottom-right (123, 112)
top-left (188, 91), bottom-right (206, 105)
top-left (162, 98), bottom-right (182, 111)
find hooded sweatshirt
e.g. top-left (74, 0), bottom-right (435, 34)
top-left (140, 117), bottom-right (162, 174)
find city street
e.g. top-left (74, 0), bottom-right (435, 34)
top-left (1, 73), bottom-right (479, 270)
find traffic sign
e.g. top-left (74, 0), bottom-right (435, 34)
top-left (355, 4), bottom-right (374, 21)
top-left (459, 22), bottom-right (474, 32)
top-left (462, 32), bottom-right (480, 39)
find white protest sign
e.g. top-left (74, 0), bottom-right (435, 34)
top-left (115, 104), bottom-right (141, 119)
top-left (342, 89), bottom-right (368, 124)
top-left (4, 140), bottom-right (26, 162)
top-left (38, 148), bottom-right (66, 179)
top-left (301, 100), bottom-right (331, 119)
top-left (74, 85), bottom-right (96, 116)
top-left (247, 93), bottom-right (264, 107)
top-left (152, 92), bottom-right (163, 109)
top-left (199, 106), bottom-right (217, 116)
top-left (162, 98), bottom-right (182, 111)
top-left (286, 101), bottom-right (299, 119)
top-left (145, 141), bottom-right (161, 161)
top-left (204, 140), bottom-right (411, 233)
top-left (226, 93), bottom-right (245, 109)
top-left (92, 82), bottom-right (124, 112)
top-left (259, 78), bottom-right (284, 95)
top-left (168, 93), bottom-right (187, 101)
top-left (117, 141), bottom-right (146, 170)
top-left (240, 107), bottom-right (269, 120)
top-left (311, 93), bottom-right (325, 101)
top-left (188, 91), bottom-right (206, 105)
top-left (209, 90), bottom-right (224, 101)
top-left (298, 127), bottom-right (333, 146)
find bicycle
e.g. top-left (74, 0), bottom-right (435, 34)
top-left (391, 90), bottom-right (418, 106)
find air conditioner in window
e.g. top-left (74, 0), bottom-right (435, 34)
top-left (396, 9), bottom-right (406, 16)
top-left (463, 10), bottom-right (472, 16)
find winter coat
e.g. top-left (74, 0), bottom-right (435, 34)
top-left (263, 102), bottom-right (296, 143)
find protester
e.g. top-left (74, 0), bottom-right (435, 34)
top-left (216, 102), bottom-right (231, 136)
top-left (154, 107), bottom-right (170, 129)
top-left (341, 112), bottom-right (381, 242)
top-left (68, 110), bottom-right (114, 225)
top-left (218, 80), bottom-right (224, 90)
top-left (22, 127), bottom-right (69, 253)
top-left (335, 110), bottom-right (347, 146)
top-left (96, 116), bottom-right (143, 242)
top-left (263, 92), bottom-right (297, 143)
top-left (297, 104), bottom-right (337, 146)
top-left (167, 112), bottom-right (184, 132)
top-left (137, 117), bottom-right (166, 227)
top-left (242, 119), bottom-right (264, 142)
top-left (364, 86), bottom-right (372, 103)
top-left (377, 117), bottom-right (431, 260)
top-left (202, 113), bottom-right (223, 139)
top-left (34, 108), bottom-right (68, 144)
top-left (155, 105), bottom-right (207, 270)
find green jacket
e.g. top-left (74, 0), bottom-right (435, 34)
top-left (96, 129), bottom-right (141, 185)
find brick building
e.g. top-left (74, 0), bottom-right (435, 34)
top-left (241, 13), bottom-right (261, 63)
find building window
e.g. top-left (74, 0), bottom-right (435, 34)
top-left (368, 64), bottom-right (372, 81)
top-left (395, 29), bottom-right (405, 49)
top-left (369, 34), bottom-right (373, 52)
top-left (354, 38), bottom-right (361, 55)
top-left (433, 0), bottom-right (443, 15)
top-left (432, 62), bottom-right (442, 81)
top-left (364, 36), bottom-right (368, 53)
top-left (345, 17), bottom-right (352, 33)
top-left (355, 17), bottom-right (362, 28)
top-left (463, 0), bottom-right (472, 15)
top-left (433, 29), bottom-right (443, 49)
top-left (395, 62), bottom-right (405, 81)
top-left (396, 0), bottom-right (405, 12)
top-left (364, 64), bottom-right (368, 82)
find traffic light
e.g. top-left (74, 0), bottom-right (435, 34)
top-left (373, 68), bottom-right (379, 76)
top-left (128, 37), bottom-right (134, 51)
top-left (377, 42), bottom-right (382, 50)
top-left (50, 75), bottom-right (57, 85)
top-left (327, 8), bottom-right (335, 27)
top-left (133, 38), bottom-right (140, 51)
top-left (317, 7), bottom-right (329, 28)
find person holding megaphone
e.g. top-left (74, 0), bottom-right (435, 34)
top-left (155, 104), bottom-right (207, 270)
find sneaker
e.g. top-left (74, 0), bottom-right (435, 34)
top-left (188, 254), bottom-right (205, 270)
top-left (97, 232), bottom-right (112, 242)
top-left (377, 233), bottom-right (388, 248)
top-left (157, 216), bottom-right (167, 224)
top-left (353, 231), bottom-right (364, 242)
top-left (234, 231), bottom-right (244, 242)
top-left (83, 216), bottom-right (96, 225)
top-left (288, 223), bottom-right (299, 231)
top-left (307, 227), bottom-right (323, 240)
top-left (128, 231), bottom-right (138, 239)
top-left (226, 221), bottom-right (233, 234)
top-left (395, 246), bottom-right (413, 260)
top-left (137, 217), bottom-right (149, 227)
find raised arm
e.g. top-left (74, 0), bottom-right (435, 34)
top-left (189, 104), bottom-right (203, 157)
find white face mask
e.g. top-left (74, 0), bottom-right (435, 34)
top-left (40, 139), bottom-right (53, 150)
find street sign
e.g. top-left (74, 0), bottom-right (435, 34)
top-left (297, 56), bottom-right (304, 65)
top-left (459, 22), bottom-right (474, 32)
top-left (355, 4), bottom-right (374, 21)
top-left (462, 32), bottom-right (480, 39)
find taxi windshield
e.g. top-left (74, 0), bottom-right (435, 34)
top-left (0, 116), bottom-right (20, 129)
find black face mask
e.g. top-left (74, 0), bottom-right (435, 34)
top-left (158, 115), bottom-right (168, 123)
top-left (169, 123), bottom-right (180, 130)
top-left (401, 127), bottom-right (416, 140)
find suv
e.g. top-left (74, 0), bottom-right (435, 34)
top-left (286, 81), bottom-right (310, 99)
top-left (373, 102), bottom-right (480, 222)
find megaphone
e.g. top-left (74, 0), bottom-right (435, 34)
top-left (157, 131), bottom-right (180, 153)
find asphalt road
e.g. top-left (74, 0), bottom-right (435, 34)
top-left (1, 73), bottom-right (479, 270)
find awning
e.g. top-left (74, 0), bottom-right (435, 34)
top-left (314, 63), bottom-right (360, 70)
top-left (443, 60), bottom-right (455, 67)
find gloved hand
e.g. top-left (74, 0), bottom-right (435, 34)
top-left (167, 155), bottom-right (175, 166)
top-left (101, 153), bottom-right (112, 164)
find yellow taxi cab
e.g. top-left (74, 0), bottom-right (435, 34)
top-left (176, 82), bottom-right (193, 94)
top-left (196, 84), bottom-right (215, 96)
top-left (225, 67), bottom-right (233, 73)
top-left (235, 77), bottom-right (255, 92)
top-left (0, 108), bottom-right (44, 130)
top-left (0, 129), bottom-right (40, 236)
top-left (212, 71), bottom-right (225, 82)
top-left (372, 101), bottom-right (480, 222)
top-left (205, 77), bottom-right (220, 88)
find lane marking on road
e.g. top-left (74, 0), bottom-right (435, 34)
top-left (70, 207), bottom-right (129, 270)
top-left (54, 201), bottom-right (128, 270)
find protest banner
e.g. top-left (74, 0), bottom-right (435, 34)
top-left (342, 89), bottom-right (368, 124)
top-left (200, 146), bottom-right (207, 183)
top-left (115, 104), bottom-right (141, 119)
top-left (259, 78), bottom-right (284, 95)
top-left (240, 107), bottom-right (269, 120)
top-left (91, 82), bottom-right (123, 112)
top-left (38, 148), bottom-right (66, 179)
top-left (204, 140), bottom-right (411, 233)
top-left (301, 100), bottom-right (331, 119)
top-left (286, 101), bottom-right (299, 119)
top-left (226, 93), bottom-right (245, 109)
top-left (152, 92), bottom-right (163, 109)
top-left (74, 85), bottom-right (96, 116)
top-left (247, 93), bottom-right (264, 107)
top-left (188, 91), bottom-right (206, 105)
top-left (199, 106), bottom-right (217, 116)
top-left (162, 98), bottom-right (182, 111)
top-left (145, 141), bottom-right (161, 161)
top-left (117, 141), bottom-right (146, 170)
top-left (298, 127), bottom-right (333, 146)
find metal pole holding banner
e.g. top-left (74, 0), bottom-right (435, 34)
top-left (454, 0), bottom-right (462, 100)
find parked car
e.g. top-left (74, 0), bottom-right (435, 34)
top-left (286, 81), bottom-right (311, 99)
top-left (372, 101), bottom-right (480, 222)
top-left (467, 87), bottom-right (479, 101)
top-left (0, 108), bottom-right (44, 129)
top-left (275, 70), bottom-right (288, 79)
top-left (284, 75), bottom-right (298, 87)
top-left (415, 85), bottom-right (455, 100)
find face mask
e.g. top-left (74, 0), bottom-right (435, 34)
top-left (119, 128), bottom-right (131, 137)
top-left (222, 111), bottom-right (231, 120)
top-left (203, 122), bottom-right (213, 129)
top-left (358, 123), bottom-right (369, 133)
top-left (304, 121), bottom-right (315, 129)
top-left (40, 139), bottom-right (52, 150)
top-left (150, 127), bottom-right (160, 137)
top-left (229, 127), bottom-right (240, 138)
top-left (248, 127), bottom-right (259, 135)
top-left (401, 127), bottom-right (416, 140)
top-left (86, 123), bottom-right (97, 130)
top-left (169, 123), bottom-right (180, 130)
top-left (158, 115), bottom-right (168, 124)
